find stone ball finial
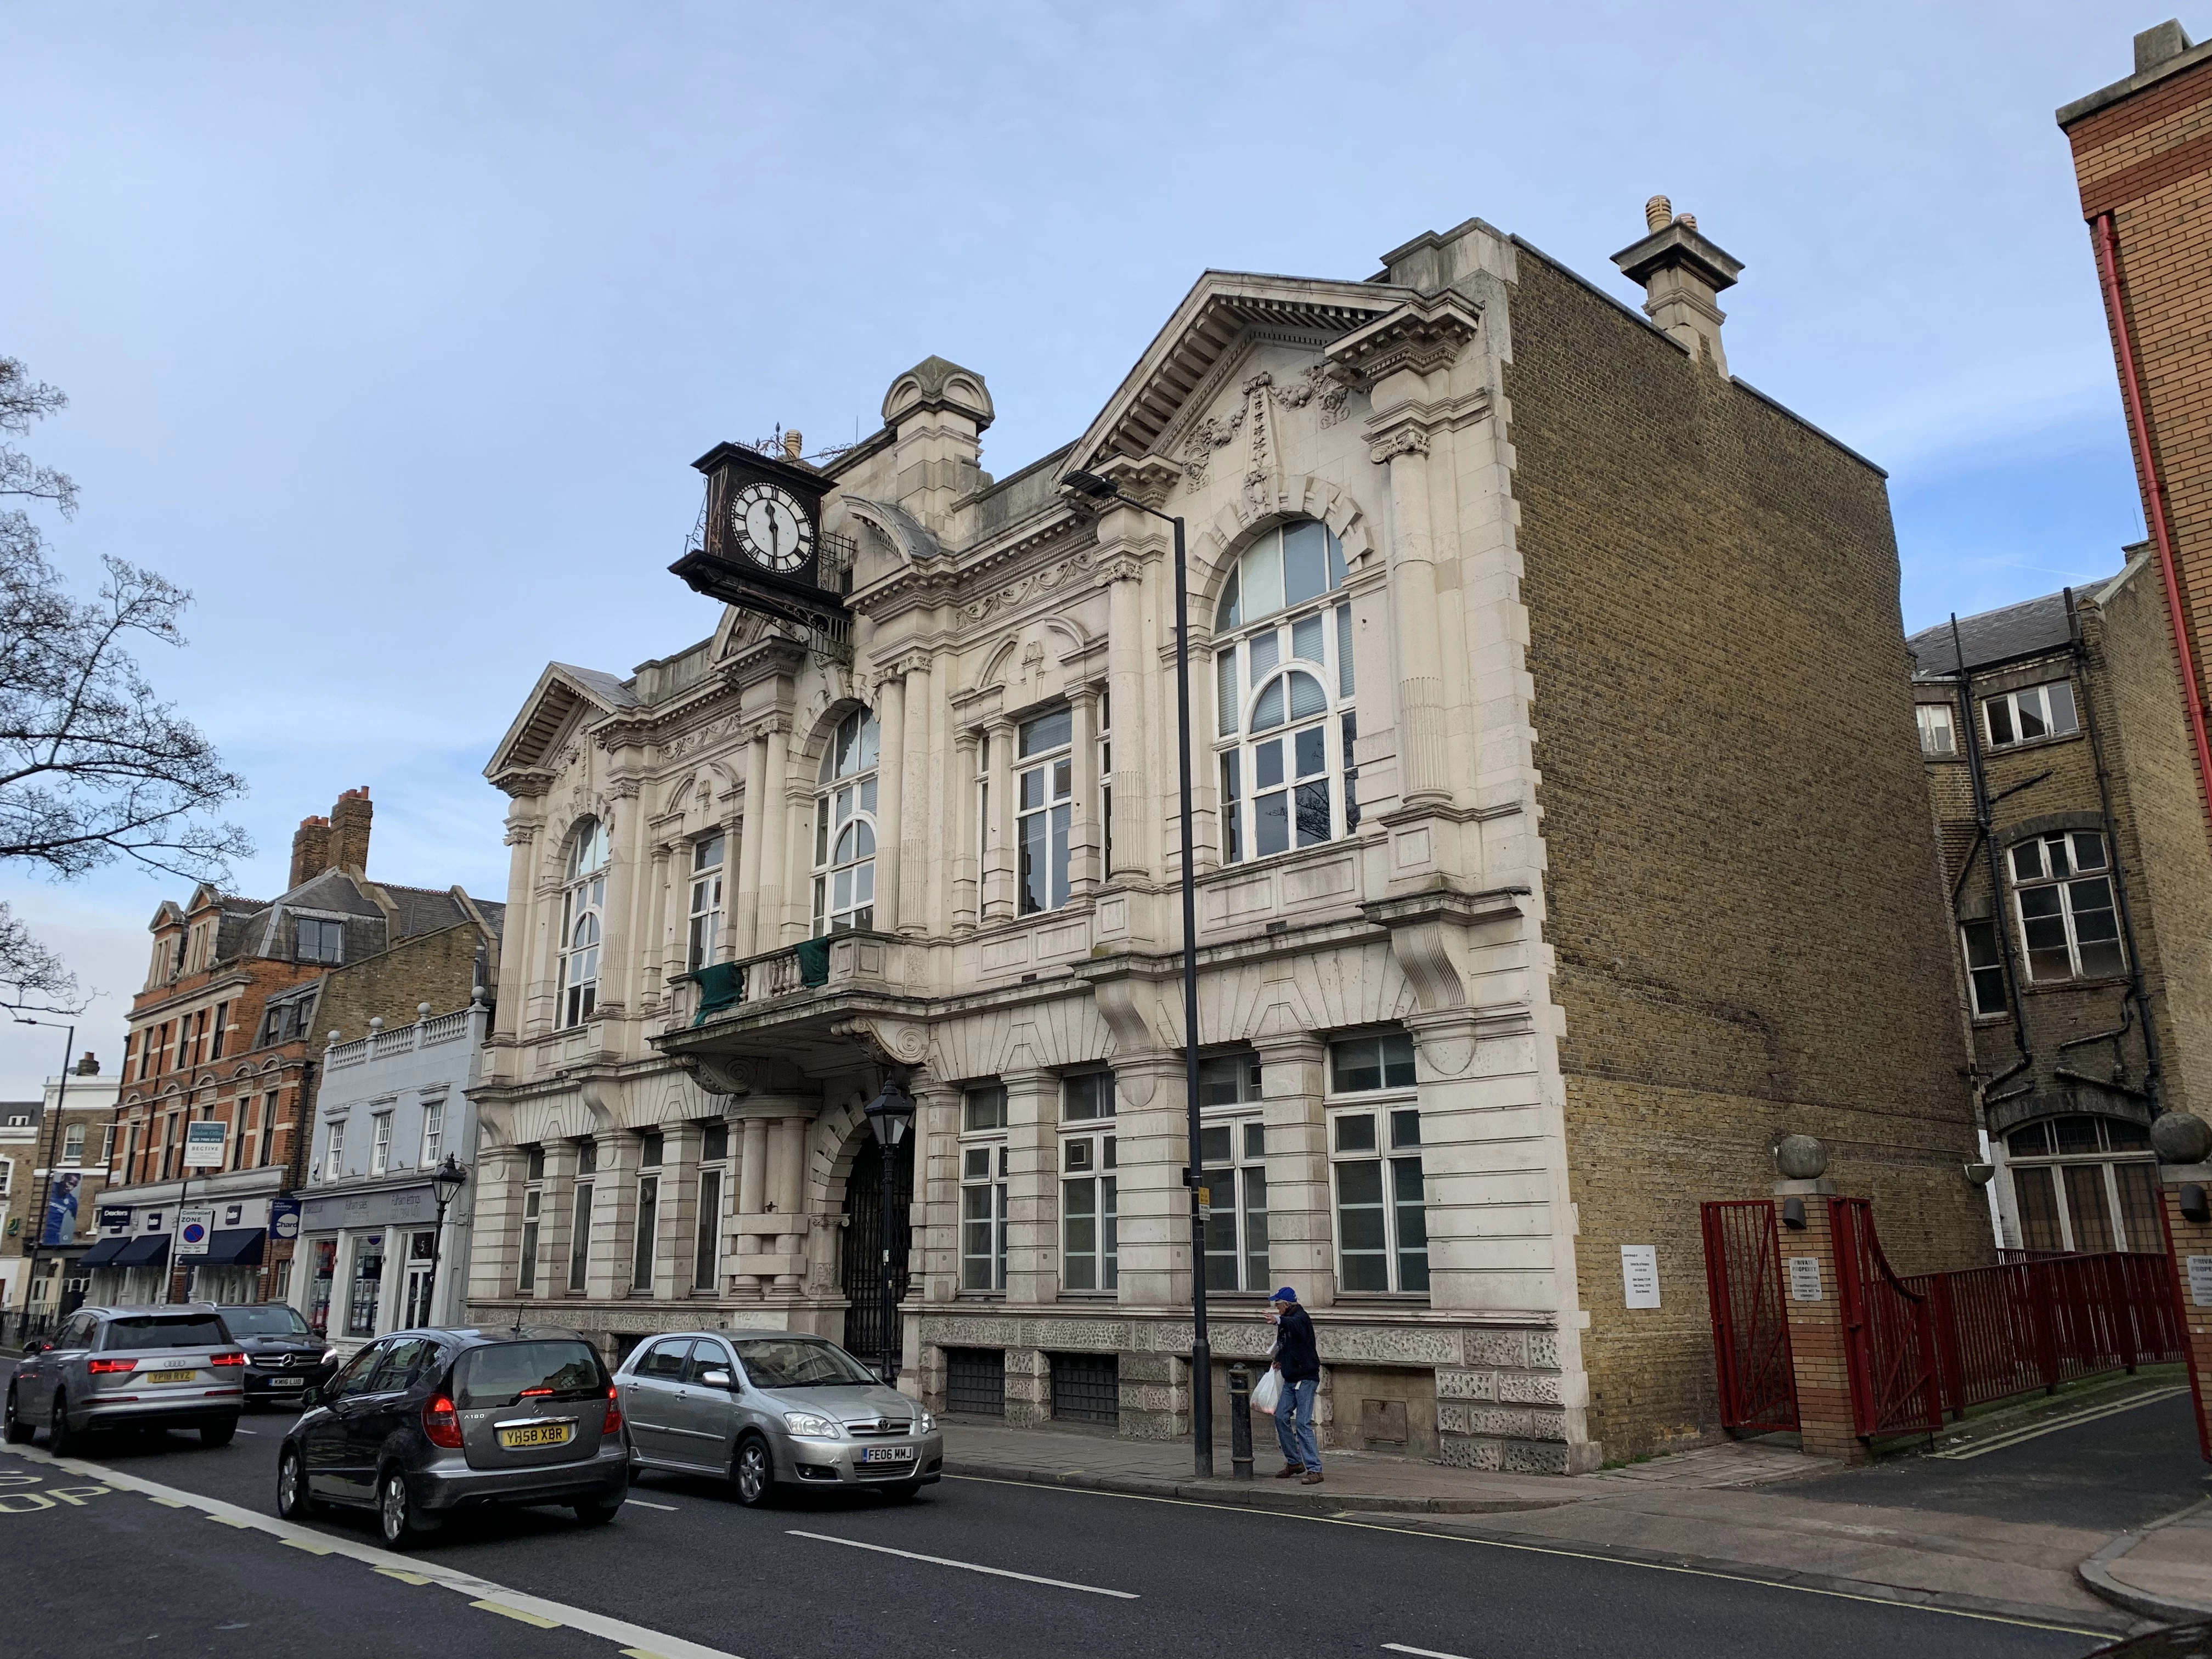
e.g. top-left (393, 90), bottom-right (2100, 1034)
top-left (2153, 1111), bottom-right (2212, 1165)
top-left (1775, 1133), bottom-right (1829, 1181)
top-left (1644, 195), bottom-right (1673, 233)
top-left (417, 1002), bottom-right (433, 1018)
top-left (369, 1016), bottom-right (383, 1033)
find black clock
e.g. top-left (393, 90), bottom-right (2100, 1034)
top-left (730, 481), bottom-right (813, 573)
top-left (669, 442), bottom-right (847, 624)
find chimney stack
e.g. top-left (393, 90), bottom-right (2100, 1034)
top-left (289, 816), bottom-right (332, 888)
top-left (330, 786), bottom-right (373, 876)
top-left (1612, 198), bottom-right (1744, 376)
top-left (2137, 19), bottom-right (2194, 74)
top-left (75, 1051), bottom-right (98, 1076)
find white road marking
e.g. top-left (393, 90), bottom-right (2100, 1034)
top-left (1385, 1645), bottom-right (1475, 1659)
top-left (1929, 1386), bottom-right (2190, 1460)
top-left (787, 1529), bottom-right (1139, 1598)
top-left (0, 1443), bottom-right (746, 1658)
top-left (625, 1498), bottom-right (680, 1511)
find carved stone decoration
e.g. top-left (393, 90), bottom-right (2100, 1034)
top-left (960, 548), bottom-right (1098, 624)
top-left (1180, 407), bottom-right (1244, 487)
top-left (675, 1053), bottom-right (756, 1098)
top-left (1326, 291), bottom-right (1483, 385)
top-left (1369, 426), bottom-right (1430, 465)
top-left (831, 1017), bottom-right (932, 1068)
top-left (1243, 372), bottom-right (1276, 509)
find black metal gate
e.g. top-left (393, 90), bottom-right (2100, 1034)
top-left (841, 1136), bottom-right (913, 1373)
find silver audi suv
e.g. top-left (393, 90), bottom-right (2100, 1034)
top-left (4, 1306), bottom-right (246, 1450)
top-left (617, 1329), bottom-right (942, 1504)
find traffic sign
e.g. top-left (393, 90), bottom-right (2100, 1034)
top-left (176, 1208), bottom-right (215, 1257)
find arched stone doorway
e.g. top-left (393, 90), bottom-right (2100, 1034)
top-left (840, 1135), bottom-right (913, 1376)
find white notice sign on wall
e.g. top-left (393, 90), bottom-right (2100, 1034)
top-left (1788, 1257), bottom-right (1824, 1302)
top-left (1621, 1245), bottom-right (1661, 1308)
top-left (2188, 1256), bottom-right (2212, 1308)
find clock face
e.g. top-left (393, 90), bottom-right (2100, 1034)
top-left (730, 482), bottom-right (812, 574)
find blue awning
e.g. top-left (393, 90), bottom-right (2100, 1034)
top-left (77, 1237), bottom-right (129, 1268)
top-left (201, 1229), bottom-right (264, 1267)
top-left (114, 1234), bottom-right (171, 1267)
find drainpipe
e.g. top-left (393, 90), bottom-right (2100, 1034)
top-left (1951, 617), bottom-right (2032, 1091)
top-left (2091, 213), bottom-right (2212, 843)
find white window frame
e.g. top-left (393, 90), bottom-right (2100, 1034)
top-left (560, 819), bottom-right (610, 1028)
top-left (1326, 1032), bottom-right (1428, 1295)
top-left (695, 1122), bottom-right (729, 1292)
top-left (2002, 1116), bottom-right (2158, 1252)
top-left (1984, 680), bottom-right (2079, 748)
top-left (419, 1099), bottom-right (444, 1169)
top-left (632, 1170), bottom-right (660, 1292)
top-left (1915, 702), bottom-right (1957, 757)
top-left (2010, 830), bottom-right (2124, 983)
top-left (369, 1111), bottom-right (393, 1177)
top-left (1016, 710), bottom-right (1074, 915)
top-left (812, 710), bottom-right (880, 935)
top-left (61, 1123), bottom-right (85, 1164)
top-left (0, 1158), bottom-right (12, 1198)
top-left (687, 833), bottom-right (726, 969)
top-left (1197, 1053), bottom-right (1269, 1292)
top-left (518, 1146), bottom-right (544, 1293)
top-left (321, 1118), bottom-right (346, 1183)
top-left (1059, 1071), bottom-right (1118, 1293)
top-left (960, 1085), bottom-right (1009, 1293)
top-left (1213, 520), bottom-right (1357, 866)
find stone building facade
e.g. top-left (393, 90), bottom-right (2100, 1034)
top-left (1908, 555), bottom-right (2212, 1255)
top-left (469, 205), bottom-right (1988, 1471)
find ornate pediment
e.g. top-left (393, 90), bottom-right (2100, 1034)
top-left (483, 662), bottom-right (641, 791)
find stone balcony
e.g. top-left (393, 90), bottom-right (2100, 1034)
top-left (657, 929), bottom-right (927, 1082)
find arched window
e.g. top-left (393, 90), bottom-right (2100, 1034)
top-left (813, 709), bottom-right (879, 935)
top-left (560, 818), bottom-right (610, 1026)
top-left (1212, 520), bottom-right (1357, 863)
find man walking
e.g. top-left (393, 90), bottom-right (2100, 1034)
top-left (1269, 1286), bottom-right (1322, 1484)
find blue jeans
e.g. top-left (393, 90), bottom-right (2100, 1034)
top-left (1273, 1375), bottom-right (1320, 1471)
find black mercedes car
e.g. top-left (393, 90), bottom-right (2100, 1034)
top-left (215, 1304), bottom-right (337, 1407)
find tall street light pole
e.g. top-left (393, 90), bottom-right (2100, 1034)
top-left (16, 1022), bottom-right (74, 1336)
top-left (862, 1074), bottom-right (916, 1387)
top-left (423, 1154), bottom-right (470, 1328)
top-left (1062, 469), bottom-right (1211, 1477)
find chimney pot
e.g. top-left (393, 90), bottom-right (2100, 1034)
top-left (1644, 195), bottom-right (1673, 232)
top-left (1678, 212), bottom-right (1697, 230)
top-left (782, 429), bottom-right (804, 461)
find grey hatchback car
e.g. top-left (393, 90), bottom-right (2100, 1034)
top-left (618, 1329), bottom-right (942, 1504)
top-left (4, 1306), bottom-right (246, 1451)
top-left (276, 1325), bottom-right (629, 1549)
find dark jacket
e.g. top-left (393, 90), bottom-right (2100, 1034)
top-left (1273, 1304), bottom-right (1319, 1383)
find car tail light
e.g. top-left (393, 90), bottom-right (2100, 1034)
top-left (519, 1386), bottom-right (554, 1397)
top-left (210, 1352), bottom-right (246, 1368)
top-left (86, 1358), bottom-right (135, 1375)
top-left (602, 1386), bottom-right (623, 1436)
top-left (422, 1394), bottom-right (463, 1449)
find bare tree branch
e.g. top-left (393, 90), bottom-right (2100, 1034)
top-left (0, 900), bottom-right (85, 1013)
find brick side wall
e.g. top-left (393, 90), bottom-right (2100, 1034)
top-left (1504, 251), bottom-right (1988, 1458)
top-left (312, 922), bottom-right (490, 1047)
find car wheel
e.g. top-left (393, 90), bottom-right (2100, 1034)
top-left (376, 1468), bottom-right (433, 1550)
top-left (570, 1496), bottom-right (622, 1527)
top-left (731, 1436), bottom-right (778, 1508)
top-left (2, 1387), bottom-right (32, 1445)
top-left (200, 1415), bottom-right (238, 1449)
top-left (47, 1395), bottom-right (77, 1457)
top-left (276, 1448), bottom-right (318, 1519)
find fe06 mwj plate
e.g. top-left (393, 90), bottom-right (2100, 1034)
top-left (499, 1422), bottom-right (575, 1449)
top-left (859, 1445), bottom-right (916, 1464)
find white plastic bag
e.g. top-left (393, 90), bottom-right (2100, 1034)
top-left (1252, 1368), bottom-right (1283, 1416)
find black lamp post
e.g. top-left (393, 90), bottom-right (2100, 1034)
top-left (861, 1074), bottom-right (916, 1385)
top-left (422, 1153), bottom-right (470, 1328)
top-left (1062, 466), bottom-right (1212, 1479)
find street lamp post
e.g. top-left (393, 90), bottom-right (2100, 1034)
top-left (17, 1023), bottom-right (74, 1339)
top-left (422, 1154), bottom-right (470, 1328)
top-left (1062, 467), bottom-right (1212, 1477)
top-left (861, 1074), bottom-right (916, 1386)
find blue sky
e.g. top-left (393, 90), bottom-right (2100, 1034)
top-left (0, 1), bottom-right (2165, 1092)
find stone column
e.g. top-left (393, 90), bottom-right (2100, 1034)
top-left (1068, 686), bottom-right (1101, 900)
top-left (981, 716), bottom-right (1016, 922)
top-left (898, 658), bottom-right (932, 935)
top-left (1105, 558), bottom-right (1152, 881)
top-left (659, 1122), bottom-right (701, 1302)
top-left (499, 807), bottom-right (552, 1036)
top-left (754, 719), bottom-right (794, 945)
top-left (951, 730), bottom-right (980, 935)
top-left (735, 1113), bottom-right (771, 1294)
top-left (1373, 426), bottom-right (1449, 805)
top-left (588, 1132), bottom-right (635, 1302)
top-left (641, 839), bottom-right (674, 1012)
top-left (773, 1113), bottom-right (809, 1291)
top-left (914, 1081), bottom-right (962, 1304)
top-left (1254, 1034), bottom-right (1334, 1308)
top-left (539, 1140), bottom-right (579, 1298)
top-left (597, 794), bottom-right (646, 1018)
top-left (465, 1144), bottom-right (528, 1311)
top-left (1110, 1054), bottom-right (1187, 1309)
top-left (874, 670), bottom-right (908, 936)
top-left (1002, 1069), bottom-right (1060, 1305)
top-left (1772, 1180), bottom-right (1867, 1465)
top-left (734, 732), bottom-right (768, 957)
top-left (1004, 1346), bottom-right (1051, 1430)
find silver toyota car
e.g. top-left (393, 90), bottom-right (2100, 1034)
top-left (617, 1329), bottom-right (942, 1504)
top-left (4, 1305), bottom-right (245, 1451)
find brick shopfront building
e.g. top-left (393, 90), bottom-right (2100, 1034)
top-left (467, 202), bottom-right (1991, 1472)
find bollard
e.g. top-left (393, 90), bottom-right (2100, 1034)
top-left (1228, 1363), bottom-right (1254, 1479)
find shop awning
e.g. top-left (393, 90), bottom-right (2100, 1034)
top-left (201, 1229), bottom-right (264, 1266)
top-left (114, 1234), bottom-right (171, 1267)
top-left (76, 1237), bottom-right (129, 1269)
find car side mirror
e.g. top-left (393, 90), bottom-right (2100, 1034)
top-left (697, 1369), bottom-right (733, 1390)
top-left (22, 1340), bottom-right (47, 1356)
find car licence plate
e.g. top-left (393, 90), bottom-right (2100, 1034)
top-left (859, 1446), bottom-right (915, 1464)
top-left (270, 1376), bottom-right (305, 1387)
top-left (499, 1423), bottom-right (574, 1449)
top-left (144, 1368), bottom-right (194, 1384)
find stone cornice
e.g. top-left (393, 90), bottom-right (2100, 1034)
top-left (1325, 291), bottom-right (1483, 385)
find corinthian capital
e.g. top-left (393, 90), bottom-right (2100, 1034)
top-left (1368, 426), bottom-right (1431, 465)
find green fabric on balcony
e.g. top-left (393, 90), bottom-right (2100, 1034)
top-left (690, 961), bottom-right (744, 1026)
top-left (796, 937), bottom-right (831, 987)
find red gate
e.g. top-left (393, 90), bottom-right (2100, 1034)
top-left (1831, 1198), bottom-right (1944, 1437)
top-left (1700, 1200), bottom-right (1798, 1432)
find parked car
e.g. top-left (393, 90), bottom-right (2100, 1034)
top-left (3, 1306), bottom-right (245, 1451)
top-left (276, 1325), bottom-right (628, 1549)
top-left (617, 1329), bottom-right (941, 1505)
top-left (215, 1303), bottom-right (337, 1407)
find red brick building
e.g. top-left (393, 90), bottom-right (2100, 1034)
top-left (2059, 21), bottom-right (2212, 833)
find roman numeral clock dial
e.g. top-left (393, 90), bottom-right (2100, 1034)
top-left (731, 482), bottom-right (812, 574)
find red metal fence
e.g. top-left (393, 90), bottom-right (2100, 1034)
top-left (1832, 1198), bottom-right (1944, 1437)
top-left (1904, 1249), bottom-right (2183, 1417)
top-left (1700, 1200), bottom-right (1799, 1432)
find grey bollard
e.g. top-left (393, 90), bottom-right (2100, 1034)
top-left (1228, 1364), bottom-right (1254, 1478)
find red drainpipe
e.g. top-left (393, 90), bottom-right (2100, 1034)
top-left (2092, 211), bottom-right (2212, 838)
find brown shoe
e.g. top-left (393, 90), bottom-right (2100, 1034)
top-left (1276, 1464), bottom-right (1303, 1478)
top-left (1301, 1471), bottom-right (1324, 1485)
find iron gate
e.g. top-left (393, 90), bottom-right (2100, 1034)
top-left (841, 1136), bottom-right (913, 1374)
top-left (1831, 1197), bottom-right (1943, 1437)
top-left (1700, 1199), bottom-right (1799, 1432)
